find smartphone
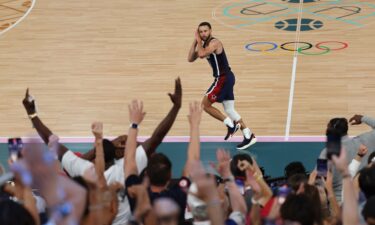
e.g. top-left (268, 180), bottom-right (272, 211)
top-left (235, 179), bottom-right (245, 195)
top-left (326, 128), bottom-right (341, 160)
top-left (317, 159), bottom-right (328, 177)
top-left (277, 185), bottom-right (291, 204)
top-left (8, 138), bottom-right (23, 162)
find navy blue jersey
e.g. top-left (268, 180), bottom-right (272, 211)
top-left (204, 38), bottom-right (231, 77)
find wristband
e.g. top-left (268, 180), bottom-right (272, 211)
top-left (357, 153), bottom-right (365, 158)
top-left (130, 123), bottom-right (138, 129)
top-left (342, 174), bottom-right (351, 179)
top-left (255, 175), bottom-right (263, 182)
top-left (28, 113), bottom-right (38, 119)
top-left (251, 198), bottom-right (259, 205)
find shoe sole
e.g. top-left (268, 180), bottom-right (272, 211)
top-left (226, 124), bottom-right (241, 140)
top-left (236, 137), bottom-right (257, 150)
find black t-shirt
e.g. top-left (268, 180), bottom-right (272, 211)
top-left (125, 175), bottom-right (190, 221)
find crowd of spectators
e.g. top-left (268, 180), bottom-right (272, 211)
top-left (0, 78), bottom-right (374, 225)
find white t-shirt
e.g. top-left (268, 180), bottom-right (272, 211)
top-left (61, 145), bottom-right (148, 225)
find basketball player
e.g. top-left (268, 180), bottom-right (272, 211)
top-left (187, 22), bottom-right (256, 150)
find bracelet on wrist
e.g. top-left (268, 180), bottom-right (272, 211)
top-left (255, 175), bottom-right (263, 182)
top-left (357, 153), bottom-right (365, 158)
top-left (342, 173), bottom-right (351, 179)
top-left (251, 198), bottom-right (259, 205)
top-left (28, 113), bottom-right (38, 119)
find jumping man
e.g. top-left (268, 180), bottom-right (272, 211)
top-left (187, 22), bottom-right (256, 150)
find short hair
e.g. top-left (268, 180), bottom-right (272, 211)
top-left (198, 22), bottom-right (211, 29)
top-left (362, 196), bottom-right (375, 221)
top-left (284, 161), bottom-right (307, 179)
top-left (280, 194), bottom-right (316, 225)
top-left (103, 139), bottom-right (116, 164)
top-left (359, 164), bottom-right (375, 199)
top-left (368, 151), bottom-right (375, 165)
top-left (230, 153), bottom-right (253, 178)
top-left (327, 118), bottom-right (348, 137)
top-left (146, 153), bottom-right (172, 187)
top-left (287, 173), bottom-right (308, 192)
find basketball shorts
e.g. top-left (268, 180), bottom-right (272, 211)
top-left (205, 72), bottom-right (235, 103)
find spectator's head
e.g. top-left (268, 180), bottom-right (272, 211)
top-left (300, 184), bottom-right (323, 225)
top-left (280, 194), bottom-right (317, 225)
top-left (359, 164), bottom-right (375, 199)
top-left (368, 151), bottom-right (375, 165)
top-left (198, 22), bottom-right (212, 42)
top-left (111, 135), bottom-right (127, 159)
top-left (103, 139), bottom-right (116, 167)
top-left (147, 153), bottom-right (172, 187)
top-left (0, 199), bottom-right (36, 225)
top-left (154, 198), bottom-right (180, 225)
top-left (362, 196), bottom-right (375, 225)
top-left (284, 162), bottom-right (306, 179)
top-left (327, 118), bottom-right (348, 137)
top-left (230, 153), bottom-right (253, 179)
top-left (287, 173), bottom-right (308, 192)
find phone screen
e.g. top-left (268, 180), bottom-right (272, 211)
top-left (326, 129), bottom-right (341, 160)
top-left (317, 159), bottom-right (328, 177)
top-left (8, 138), bottom-right (23, 162)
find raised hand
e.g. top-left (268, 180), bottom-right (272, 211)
top-left (357, 144), bottom-right (368, 157)
top-left (188, 101), bottom-right (202, 127)
top-left (349, 114), bottom-right (363, 125)
top-left (195, 29), bottom-right (201, 42)
top-left (189, 160), bottom-right (218, 202)
top-left (91, 122), bottom-right (103, 139)
top-left (22, 88), bottom-right (36, 115)
top-left (308, 169), bottom-right (318, 185)
top-left (128, 100), bottom-right (146, 124)
top-left (237, 160), bottom-right (251, 172)
top-left (168, 77), bottom-right (182, 108)
top-left (245, 169), bottom-right (261, 198)
top-left (215, 149), bottom-right (231, 177)
top-left (322, 168), bottom-right (333, 192)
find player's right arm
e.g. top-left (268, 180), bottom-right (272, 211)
top-left (22, 89), bottom-right (69, 161)
top-left (187, 39), bottom-right (199, 62)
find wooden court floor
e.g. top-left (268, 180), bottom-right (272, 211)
top-left (0, 0), bottom-right (374, 139)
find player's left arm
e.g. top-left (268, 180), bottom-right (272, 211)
top-left (196, 39), bottom-right (221, 58)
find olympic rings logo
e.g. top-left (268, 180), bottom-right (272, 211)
top-left (245, 41), bottom-right (348, 56)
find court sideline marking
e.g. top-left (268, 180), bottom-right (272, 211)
top-left (0, 0), bottom-right (36, 36)
top-left (0, 136), bottom-right (327, 143)
top-left (285, 0), bottom-right (304, 141)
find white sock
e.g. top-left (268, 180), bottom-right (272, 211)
top-left (223, 117), bottom-right (234, 128)
top-left (242, 128), bottom-right (251, 139)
